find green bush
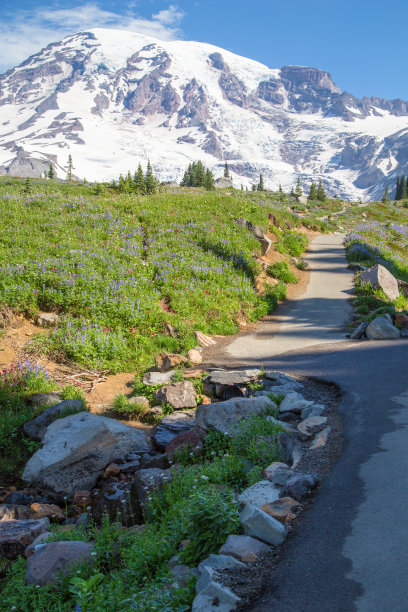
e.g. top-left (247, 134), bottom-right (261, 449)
top-left (267, 261), bottom-right (299, 284)
top-left (275, 231), bottom-right (308, 257)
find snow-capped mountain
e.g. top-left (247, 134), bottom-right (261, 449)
top-left (1, 28), bottom-right (408, 199)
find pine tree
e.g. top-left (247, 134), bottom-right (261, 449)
top-left (117, 174), bottom-right (126, 193)
top-left (316, 180), bottom-right (326, 202)
top-left (290, 187), bottom-right (295, 197)
top-left (382, 184), bottom-right (390, 203)
top-left (224, 162), bottom-right (230, 178)
top-left (295, 177), bottom-right (303, 199)
top-left (278, 185), bottom-right (283, 195)
top-left (241, 184), bottom-right (244, 191)
top-left (308, 182), bottom-right (317, 201)
top-left (204, 168), bottom-right (215, 191)
top-left (145, 160), bottom-right (156, 194)
top-left (48, 164), bottom-right (54, 180)
top-left (251, 184), bottom-right (257, 191)
top-left (194, 161), bottom-right (206, 187)
top-left (257, 174), bottom-right (264, 191)
top-left (401, 175), bottom-right (407, 200)
top-left (395, 176), bottom-right (401, 200)
top-left (23, 177), bottom-right (32, 195)
top-left (134, 164), bottom-right (146, 194)
top-left (66, 154), bottom-right (74, 182)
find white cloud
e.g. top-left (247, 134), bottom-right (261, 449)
top-left (0, 3), bottom-right (185, 74)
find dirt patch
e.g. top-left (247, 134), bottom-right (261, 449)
top-left (87, 372), bottom-right (136, 413)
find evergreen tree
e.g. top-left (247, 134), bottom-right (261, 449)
top-left (145, 160), bottom-right (156, 194)
top-left (308, 182), bottom-right (317, 201)
top-left (316, 180), bottom-right (326, 202)
top-left (66, 154), bottom-right (74, 182)
top-left (224, 162), bottom-right (230, 178)
top-left (382, 184), bottom-right (390, 203)
top-left (241, 184), bottom-right (244, 191)
top-left (194, 161), bottom-right (206, 187)
top-left (295, 177), bottom-right (303, 199)
top-left (48, 164), bottom-right (54, 180)
top-left (134, 164), bottom-right (146, 194)
top-left (251, 184), bottom-right (257, 191)
top-left (401, 175), bottom-right (407, 200)
top-left (395, 176), bottom-right (401, 200)
top-left (290, 187), bottom-right (295, 197)
top-left (204, 168), bottom-right (215, 190)
top-left (117, 174), bottom-right (126, 193)
top-left (278, 184), bottom-right (284, 195)
top-left (257, 174), bottom-right (264, 191)
top-left (23, 177), bottom-right (32, 195)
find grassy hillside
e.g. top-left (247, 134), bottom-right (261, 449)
top-left (0, 178), bottom-right (330, 373)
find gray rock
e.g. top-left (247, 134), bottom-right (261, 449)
top-left (24, 531), bottom-right (52, 558)
top-left (310, 426), bottom-right (332, 449)
top-left (207, 369), bottom-right (262, 386)
top-left (195, 396), bottom-right (276, 435)
top-left (219, 534), bottom-right (270, 563)
top-left (215, 177), bottom-right (234, 189)
top-left (142, 371), bottom-right (176, 386)
top-left (275, 431), bottom-right (301, 466)
top-left (359, 264), bottom-right (399, 301)
top-left (366, 315), bottom-right (401, 340)
top-left (3, 491), bottom-right (32, 506)
top-left (37, 313), bottom-right (59, 327)
top-left (132, 468), bottom-right (172, 511)
top-left (271, 467), bottom-right (293, 486)
top-left (25, 541), bottom-right (96, 586)
top-left (192, 580), bottom-right (241, 611)
top-left (27, 392), bottom-right (61, 408)
top-left (170, 563), bottom-right (199, 588)
top-left (92, 481), bottom-right (141, 526)
top-left (0, 518), bottom-right (49, 559)
top-left (154, 381), bottom-right (197, 410)
top-left (22, 412), bottom-right (150, 499)
top-left (279, 473), bottom-right (319, 501)
top-left (297, 416), bottom-right (328, 436)
top-left (279, 392), bottom-right (314, 414)
top-left (23, 399), bottom-right (85, 441)
top-left (196, 554), bottom-right (246, 593)
top-left (119, 460), bottom-right (141, 473)
top-left (153, 410), bottom-right (196, 448)
top-left (237, 480), bottom-right (281, 508)
top-left (240, 503), bottom-right (286, 546)
top-left (301, 403), bottom-right (326, 420)
top-left (401, 328), bottom-right (408, 338)
top-left (263, 461), bottom-right (290, 482)
top-left (264, 370), bottom-right (281, 381)
top-left (351, 321), bottom-right (369, 339)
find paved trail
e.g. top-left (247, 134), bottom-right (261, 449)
top-left (206, 233), bottom-right (408, 611)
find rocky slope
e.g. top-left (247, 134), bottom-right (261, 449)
top-left (1, 28), bottom-right (408, 198)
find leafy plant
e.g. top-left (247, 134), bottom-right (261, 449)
top-left (267, 261), bottom-right (299, 284)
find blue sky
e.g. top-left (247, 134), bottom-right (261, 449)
top-left (1, 0), bottom-right (406, 100)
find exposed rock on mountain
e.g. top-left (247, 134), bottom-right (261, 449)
top-left (1, 27), bottom-right (408, 198)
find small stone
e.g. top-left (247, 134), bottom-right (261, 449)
top-left (0, 504), bottom-right (30, 521)
top-left (279, 473), bottom-right (319, 501)
top-left (196, 554), bottom-right (246, 593)
top-left (260, 497), bottom-right (300, 524)
top-left (119, 460), bottom-right (141, 473)
top-left (195, 331), bottom-right (216, 347)
top-left (25, 541), bottom-right (96, 586)
top-left (170, 564), bottom-right (199, 588)
top-left (240, 504), bottom-right (286, 546)
top-left (263, 462), bottom-right (290, 482)
top-left (142, 370), bottom-right (176, 386)
top-left (395, 313), bottom-right (408, 328)
top-left (264, 370), bottom-right (281, 381)
top-left (188, 349), bottom-right (203, 365)
top-left (154, 381), bottom-right (197, 410)
top-left (183, 368), bottom-right (202, 379)
top-left (297, 416), bottom-right (328, 436)
top-left (129, 396), bottom-right (149, 408)
top-left (103, 463), bottom-right (120, 479)
top-left (219, 534), bottom-right (270, 563)
top-left (310, 426), bottom-right (331, 449)
top-left (192, 580), bottom-right (241, 612)
top-left (3, 491), bottom-right (32, 506)
top-left (301, 403), bottom-right (326, 420)
top-left (351, 321), bottom-right (369, 339)
top-left (279, 392), bottom-right (314, 414)
top-left (238, 480), bottom-right (280, 508)
top-left (30, 503), bottom-right (64, 522)
top-left (73, 490), bottom-right (92, 510)
top-left (155, 352), bottom-right (188, 372)
top-left (271, 467), bottom-right (293, 486)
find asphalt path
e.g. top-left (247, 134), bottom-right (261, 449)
top-left (208, 234), bottom-right (408, 611)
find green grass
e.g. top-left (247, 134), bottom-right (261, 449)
top-left (275, 231), bottom-right (308, 257)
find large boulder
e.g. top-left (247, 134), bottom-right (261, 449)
top-left (359, 264), bottom-right (399, 301)
top-left (195, 397), bottom-right (276, 435)
top-left (240, 504), bottom-right (286, 546)
top-left (22, 412), bottom-right (151, 499)
top-left (0, 519), bottom-right (49, 559)
top-left (365, 315), bottom-right (401, 340)
top-left (153, 410), bottom-right (196, 449)
top-left (23, 399), bottom-right (85, 441)
top-left (27, 392), bottom-right (61, 408)
top-left (25, 541), bottom-right (96, 586)
top-left (154, 381), bottom-right (197, 410)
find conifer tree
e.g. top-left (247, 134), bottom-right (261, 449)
top-left (66, 154), bottom-right (74, 182)
top-left (278, 184), bottom-right (283, 195)
top-left (134, 164), bottom-right (146, 194)
top-left (401, 175), bottom-right (407, 200)
top-left (295, 177), bottom-right (303, 199)
top-left (145, 160), bottom-right (156, 194)
top-left (224, 162), bottom-right (230, 178)
top-left (308, 182), bottom-right (317, 201)
top-left (48, 163), bottom-right (54, 180)
top-left (395, 176), bottom-right (401, 200)
top-left (241, 184), bottom-right (244, 191)
top-left (194, 161), bottom-right (206, 187)
top-left (23, 177), bottom-right (32, 195)
top-left (251, 184), bottom-right (257, 191)
top-left (316, 180), bottom-right (326, 202)
top-left (117, 174), bottom-right (126, 193)
top-left (204, 168), bottom-right (215, 190)
top-left (382, 184), bottom-right (390, 203)
top-left (290, 187), bottom-right (295, 197)
top-left (257, 174), bottom-right (264, 191)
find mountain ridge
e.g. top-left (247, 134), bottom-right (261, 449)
top-left (1, 27), bottom-right (408, 199)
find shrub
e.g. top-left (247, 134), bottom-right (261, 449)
top-left (60, 383), bottom-right (87, 406)
top-left (267, 261), bottom-right (299, 284)
top-left (275, 231), bottom-right (308, 257)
